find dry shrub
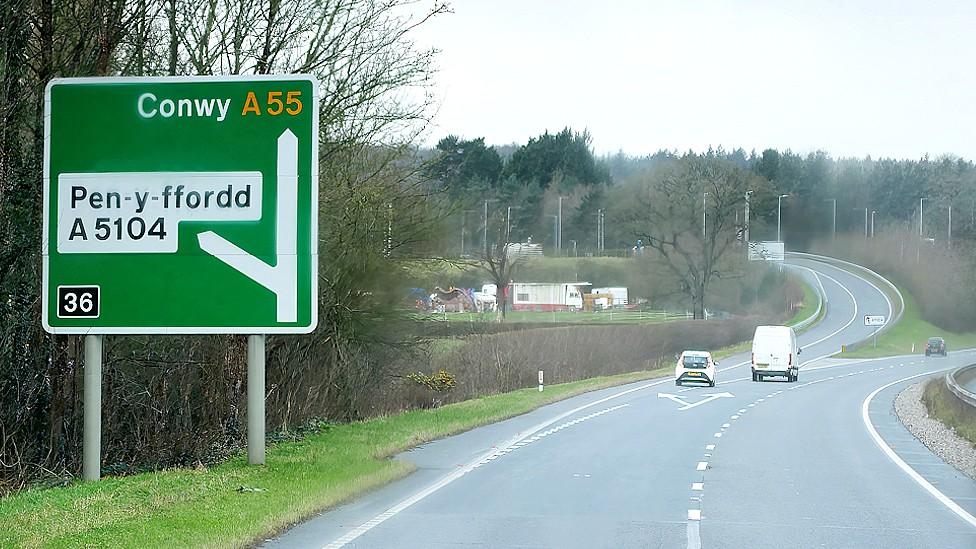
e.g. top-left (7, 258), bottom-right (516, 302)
top-left (400, 316), bottom-right (775, 407)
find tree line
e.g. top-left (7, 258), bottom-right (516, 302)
top-left (425, 138), bottom-right (976, 254)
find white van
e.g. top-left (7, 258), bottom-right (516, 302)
top-left (751, 325), bottom-right (801, 382)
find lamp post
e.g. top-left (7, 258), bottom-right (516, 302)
top-left (703, 192), bottom-right (709, 240)
top-left (744, 190), bottom-right (753, 243)
top-left (557, 196), bottom-right (565, 254)
top-left (776, 194), bottom-right (788, 242)
top-left (824, 198), bottom-right (836, 240)
top-left (948, 204), bottom-right (952, 250)
top-left (600, 209), bottom-right (605, 251)
top-left (596, 209), bottom-right (602, 252)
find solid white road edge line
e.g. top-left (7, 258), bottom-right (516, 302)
top-left (861, 369), bottom-right (976, 530)
top-left (320, 376), bottom-right (674, 548)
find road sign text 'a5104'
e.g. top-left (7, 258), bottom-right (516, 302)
top-left (43, 75), bottom-right (318, 334)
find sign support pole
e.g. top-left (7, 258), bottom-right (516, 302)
top-left (83, 334), bottom-right (103, 481)
top-left (248, 334), bottom-right (266, 465)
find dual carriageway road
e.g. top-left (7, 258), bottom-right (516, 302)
top-left (266, 257), bottom-right (976, 548)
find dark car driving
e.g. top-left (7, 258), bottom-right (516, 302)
top-left (925, 337), bottom-right (947, 357)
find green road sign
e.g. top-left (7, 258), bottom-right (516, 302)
top-left (43, 75), bottom-right (318, 334)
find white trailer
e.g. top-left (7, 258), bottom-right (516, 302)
top-left (512, 282), bottom-right (590, 311)
top-left (591, 287), bottom-right (629, 307)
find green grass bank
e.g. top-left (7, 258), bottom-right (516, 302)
top-left (0, 369), bottom-right (667, 548)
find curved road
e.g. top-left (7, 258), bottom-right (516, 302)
top-left (267, 258), bottom-right (976, 548)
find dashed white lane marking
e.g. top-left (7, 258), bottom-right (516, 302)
top-left (686, 521), bottom-right (702, 549)
top-left (714, 432), bottom-right (722, 438)
top-left (722, 423), bottom-right (730, 428)
top-left (738, 409), bottom-right (746, 413)
top-left (731, 415), bottom-right (739, 420)
top-left (692, 482), bottom-right (704, 490)
top-left (705, 444), bottom-right (715, 450)
top-left (696, 461), bottom-right (708, 471)
top-left (862, 370), bottom-right (976, 530)
top-left (688, 509), bottom-right (702, 520)
top-left (748, 403), bottom-right (755, 407)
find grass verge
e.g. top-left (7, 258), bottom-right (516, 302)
top-left (922, 378), bottom-right (976, 447)
top-left (0, 369), bottom-right (667, 548)
top-left (838, 286), bottom-right (976, 358)
top-left (786, 274), bottom-right (821, 330)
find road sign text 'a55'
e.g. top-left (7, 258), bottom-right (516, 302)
top-left (43, 75), bottom-right (318, 334)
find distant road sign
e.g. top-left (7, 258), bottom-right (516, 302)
top-left (748, 241), bottom-right (785, 261)
top-left (864, 315), bottom-right (887, 327)
top-left (43, 75), bottom-right (318, 334)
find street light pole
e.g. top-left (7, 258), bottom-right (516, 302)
top-left (777, 194), bottom-right (788, 242)
top-left (744, 190), bottom-right (753, 243)
top-left (702, 192), bottom-right (709, 241)
top-left (596, 208), bottom-right (601, 252)
top-left (863, 207), bottom-right (868, 239)
top-left (600, 209), bottom-right (606, 251)
top-left (824, 198), bottom-right (836, 240)
top-left (557, 196), bottom-right (564, 254)
top-left (948, 204), bottom-right (952, 249)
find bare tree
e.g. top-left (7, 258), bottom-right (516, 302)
top-left (620, 156), bottom-right (768, 319)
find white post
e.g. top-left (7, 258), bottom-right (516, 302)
top-left (83, 335), bottom-right (103, 481)
top-left (538, 370), bottom-right (544, 392)
top-left (248, 334), bottom-right (266, 465)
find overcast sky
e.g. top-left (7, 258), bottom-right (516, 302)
top-left (411, 0), bottom-right (976, 160)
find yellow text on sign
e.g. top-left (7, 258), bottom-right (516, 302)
top-left (241, 91), bottom-right (303, 116)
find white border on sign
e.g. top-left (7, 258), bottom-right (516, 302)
top-left (55, 285), bottom-right (102, 319)
top-left (42, 74), bottom-right (319, 335)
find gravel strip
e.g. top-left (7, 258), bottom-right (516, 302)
top-left (894, 381), bottom-right (976, 480)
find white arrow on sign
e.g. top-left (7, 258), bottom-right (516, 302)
top-left (657, 392), bottom-right (735, 411)
top-left (198, 129), bottom-right (298, 322)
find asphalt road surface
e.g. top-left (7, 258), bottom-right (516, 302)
top-left (265, 257), bottom-right (976, 549)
